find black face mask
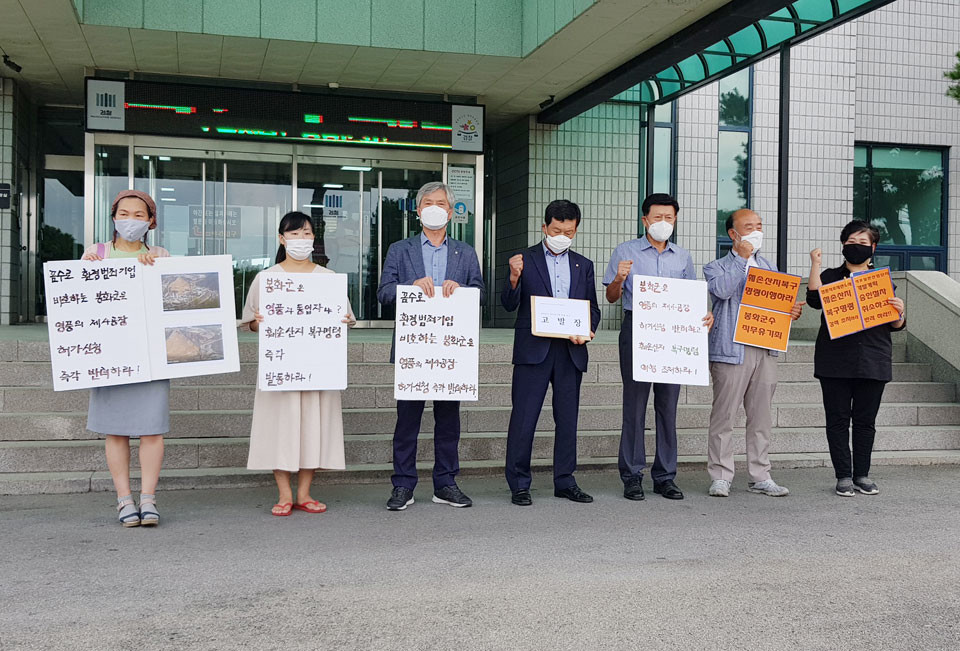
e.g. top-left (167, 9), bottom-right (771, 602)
top-left (842, 243), bottom-right (873, 265)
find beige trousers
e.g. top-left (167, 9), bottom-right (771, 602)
top-left (707, 346), bottom-right (777, 482)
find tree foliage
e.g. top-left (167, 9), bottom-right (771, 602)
top-left (947, 51), bottom-right (960, 103)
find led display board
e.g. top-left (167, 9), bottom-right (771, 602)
top-left (84, 78), bottom-right (484, 152)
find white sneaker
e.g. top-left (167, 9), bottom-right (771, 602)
top-left (748, 479), bottom-right (790, 497)
top-left (708, 479), bottom-right (731, 497)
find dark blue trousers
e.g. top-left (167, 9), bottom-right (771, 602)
top-left (618, 311), bottom-right (681, 484)
top-left (505, 339), bottom-right (583, 493)
top-left (392, 400), bottom-right (461, 491)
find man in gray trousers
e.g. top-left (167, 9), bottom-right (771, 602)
top-left (703, 209), bottom-right (803, 498)
top-left (604, 193), bottom-right (713, 502)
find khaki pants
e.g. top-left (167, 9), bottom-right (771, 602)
top-left (707, 346), bottom-right (777, 482)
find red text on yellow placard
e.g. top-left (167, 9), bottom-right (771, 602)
top-left (742, 267), bottom-right (802, 313)
top-left (852, 268), bottom-right (899, 329)
top-left (732, 305), bottom-right (793, 352)
top-left (819, 278), bottom-right (864, 339)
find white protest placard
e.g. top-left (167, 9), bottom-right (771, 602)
top-left (631, 274), bottom-right (709, 386)
top-left (44, 255), bottom-right (241, 390)
top-left (142, 255), bottom-right (240, 380)
top-left (394, 285), bottom-right (480, 401)
top-left (530, 296), bottom-right (590, 338)
top-left (257, 272), bottom-right (349, 391)
top-left (44, 260), bottom-right (151, 391)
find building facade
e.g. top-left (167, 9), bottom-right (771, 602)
top-left (492, 0), bottom-right (959, 330)
top-left (0, 0), bottom-right (957, 328)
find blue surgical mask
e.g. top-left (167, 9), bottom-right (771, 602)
top-left (114, 219), bottom-right (150, 242)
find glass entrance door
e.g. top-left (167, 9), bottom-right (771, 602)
top-left (134, 149), bottom-right (292, 315)
top-left (100, 137), bottom-right (483, 325)
top-left (296, 163), bottom-right (368, 319)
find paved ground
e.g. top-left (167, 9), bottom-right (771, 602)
top-left (2, 465), bottom-right (959, 651)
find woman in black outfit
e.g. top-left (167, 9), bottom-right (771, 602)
top-left (806, 220), bottom-right (906, 497)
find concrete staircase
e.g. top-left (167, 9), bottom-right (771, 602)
top-left (2, 328), bottom-right (960, 494)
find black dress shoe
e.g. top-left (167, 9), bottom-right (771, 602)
top-left (511, 490), bottom-right (532, 506)
top-left (554, 485), bottom-right (593, 503)
top-left (653, 479), bottom-right (684, 500)
top-left (623, 478), bottom-right (645, 501)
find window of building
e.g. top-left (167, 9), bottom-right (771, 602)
top-left (716, 67), bottom-right (752, 256)
top-left (639, 101), bottom-right (677, 234)
top-left (854, 144), bottom-right (947, 272)
top-left (639, 101), bottom-right (677, 197)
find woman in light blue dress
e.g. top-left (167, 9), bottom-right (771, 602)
top-left (81, 190), bottom-right (170, 527)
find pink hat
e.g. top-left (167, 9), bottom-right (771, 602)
top-left (111, 190), bottom-right (157, 219)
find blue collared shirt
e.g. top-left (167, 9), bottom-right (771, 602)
top-left (602, 236), bottom-right (695, 310)
top-left (542, 242), bottom-right (570, 299)
top-left (421, 232), bottom-right (448, 286)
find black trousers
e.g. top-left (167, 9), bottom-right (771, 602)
top-left (819, 377), bottom-right (887, 479)
top-left (504, 339), bottom-right (582, 493)
top-left (392, 400), bottom-right (461, 491)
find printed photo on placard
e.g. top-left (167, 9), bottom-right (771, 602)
top-left (161, 272), bottom-right (221, 311)
top-left (164, 324), bottom-right (225, 364)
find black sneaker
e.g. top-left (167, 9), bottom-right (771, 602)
top-left (623, 478), bottom-right (645, 501)
top-left (432, 484), bottom-right (473, 508)
top-left (554, 484), bottom-right (593, 503)
top-left (853, 476), bottom-right (879, 495)
top-left (835, 478), bottom-right (855, 497)
top-left (386, 486), bottom-right (415, 511)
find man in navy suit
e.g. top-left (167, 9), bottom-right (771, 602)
top-left (377, 181), bottom-right (485, 512)
top-left (501, 199), bottom-right (601, 506)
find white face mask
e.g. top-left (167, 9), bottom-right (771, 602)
top-left (283, 238), bottom-right (314, 261)
top-left (544, 234), bottom-right (572, 254)
top-left (739, 229), bottom-right (763, 253)
top-left (419, 205), bottom-right (449, 230)
top-left (646, 220), bottom-right (674, 243)
top-left (114, 219), bottom-right (151, 243)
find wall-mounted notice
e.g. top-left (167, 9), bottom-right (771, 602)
top-left (447, 165), bottom-right (474, 225)
top-left (530, 296), bottom-right (590, 338)
top-left (733, 267), bottom-right (801, 352)
top-left (257, 272), bottom-right (349, 391)
top-left (820, 267), bottom-right (899, 339)
top-left (394, 285), bottom-right (480, 401)
top-left (631, 275), bottom-right (709, 386)
top-left (44, 255), bottom-right (240, 391)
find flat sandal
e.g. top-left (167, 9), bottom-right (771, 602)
top-left (139, 494), bottom-right (159, 527)
top-left (117, 496), bottom-right (140, 528)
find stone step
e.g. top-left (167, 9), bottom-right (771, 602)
top-left (3, 336), bottom-right (908, 363)
top-left (0, 379), bottom-right (950, 413)
top-left (3, 426), bottom-right (960, 473)
top-left (3, 401), bottom-right (959, 442)
top-left (2, 449), bottom-right (958, 495)
top-left (0, 356), bottom-right (929, 388)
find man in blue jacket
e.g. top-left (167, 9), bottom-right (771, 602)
top-left (703, 209), bottom-right (802, 498)
top-left (501, 199), bottom-right (601, 506)
top-left (377, 181), bottom-right (485, 512)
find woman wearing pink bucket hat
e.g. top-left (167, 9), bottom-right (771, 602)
top-left (81, 190), bottom-right (171, 528)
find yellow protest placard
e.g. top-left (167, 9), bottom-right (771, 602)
top-left (819, 278), bottom-right (864, 339)
top-left (742, 267), bottom-right (802, 313)
top-left (852, 268), bottom-right (899, 329)
top-left (733, 305), bottom-right (793, 352)
top-left (733, 267), bottom-right (801, 351)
